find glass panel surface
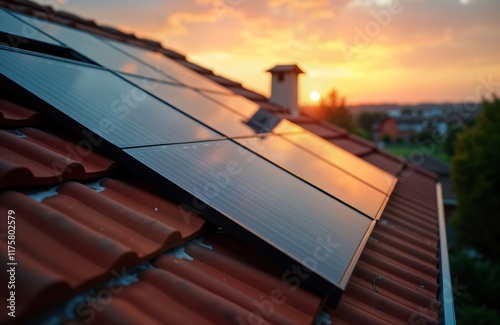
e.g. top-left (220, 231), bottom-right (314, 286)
top-left (285, 133), bottom-right (397, 195)
top-left (109, 40), bottom-right (232, 94)
top-left (0, 9), bottom-right (61, 45)
top-left (122, 74), bottom-right (276, 138)
top-left (13, 12), bottom-right (176, 82)
top-left (126, 139), bottom-right (373, 288)
top-left (236, 135), bottom-right (387, 218)
top-left (0, 49), bottom-right (222, 147)
top-left (200, 91), bottom-right (261, 118)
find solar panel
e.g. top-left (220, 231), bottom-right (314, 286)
top-left (236, 135), bottom-right (388, 218)
top-left (199, 91), bottom-right (262, 118)
top-left (285, 133), bottom-right (397, 195)
top-left (0, 27), bottom-right (393, 297)
top-left (107, 40), bottom-right (232, 94)
top-left (0, 48), bottom-right (222, 147)
top-left (125, 140), bottom-right (374, 289)
top-left (13, 12), bottom-right (175, 82)
top-left (121, 74), bottom-right (269, 137)
top-left (0, 9), bottom-right (61, 46)
top-left (268, 118), bottom-right (305, 135)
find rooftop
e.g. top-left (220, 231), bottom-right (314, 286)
top-left (0, 1), bottom-right (454, 324)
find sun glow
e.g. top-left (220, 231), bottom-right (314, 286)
top-left (310, 91), bottom-right (321, 102)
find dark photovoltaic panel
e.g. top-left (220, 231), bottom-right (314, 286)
top-left (13, 12), bottom-right (176, 82)
top-left (121, 74), bottom-right (265, 138)
top-left (125, 140), bottom-right (374, 289)
top-left (236, 135), bottom-right (388, 218)
top-left (0, 49), bottom-right (222, 147)
top-left (267, 119), bottom-right (305, 135)
top-left (285, 133), bottom-right (397, 194)
top-left (200, 91), bottom-right (262, 118)
top-left (0, 9), bottom-right (61, 45)
top-left (108, 40), bottom-right (232, 94)
top-left (0, 14), bottom-right (395, 292)
top-left (123, 74), bottom-right (304, 137)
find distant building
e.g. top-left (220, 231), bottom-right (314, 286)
top-left (373, 115), bottom-right (448, 143)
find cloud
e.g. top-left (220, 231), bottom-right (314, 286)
top-left (165, 10), bottom-right (220, 36)
top-left (51, 0), bottom-right (500, 103)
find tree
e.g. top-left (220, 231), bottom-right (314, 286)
top-left (451, 96), bottom-right (500, 260)
top-left (444, 125), bottom-right (464, 157)
top-left (445, 119), bottom-right (475, 157)
top-left (450, 249), bottom-right (500, 325)
top-left (401, 106), bottom-right (412, 115)
top-left (357, 111), bottom-right (385, 136)
top-left (321, 89), bottom-right (354, 132)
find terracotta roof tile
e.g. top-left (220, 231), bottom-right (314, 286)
top-left (204, 74), bottom-right (243, 88)
top-left (255, 100), bottom-right (287, 113)
top-left (74, 23), bottom-right (132, 42)
top-left (0, 179), bottom-right (207, 323)
top-left (173, 59), bottom-right (213, 74)
top-left (294, 122), bottom-right (345, 139)
top-left (59, 234), bottom-right (324, 325)
top-left (277, 113), bottom-right (316, 124)
top-left (0, 128), bottom-right (116, 189)
top-left (54, 10), bottom-right (95, 26)
top-left (122, 38), bottom-right (187, 60)
top-left (334, 281), bottom-right (439, 325)
top-left (330, 137), bottom-right (374, 156)
top-left (0, 98), bottom-right (42, 125)
top-left (228, 86), bottom-right (268, 101)
top-left (362, 152), bottom-right (404, 175)
top-left (0, 3), bottom-right (450, 324)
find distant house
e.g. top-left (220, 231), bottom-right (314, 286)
top-left (373, 115), bottom-right (448, 143)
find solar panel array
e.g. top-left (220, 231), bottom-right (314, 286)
top-left (0, 9), bottom-right (62, 45)
top-left (0, 9), bottom-right (397, 292)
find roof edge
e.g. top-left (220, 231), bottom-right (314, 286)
top-left (436, 182), bottom-right (456, 325)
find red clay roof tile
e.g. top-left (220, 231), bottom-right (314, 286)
top-left (0, 178), bottom-right (207, 323)
top-left (362, 152), bottom-right (404, 175)
top-left (294, 122), bottom-right (345, 139)
top-left (228, 86), bottom-right (269, 101)
top-left (330, 137), bottom-right (374, 156)
top-left (0, 128), bottom-right (116, 189)
top-left (0, 98), bottom-right (42, 125)
top-left (0, 3), bottom-right (448, 324)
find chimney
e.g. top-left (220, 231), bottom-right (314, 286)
top-left (266, 64), bottom-right (304, 116)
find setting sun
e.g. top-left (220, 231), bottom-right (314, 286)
top-left (310, 91), bottom-right (320, 102)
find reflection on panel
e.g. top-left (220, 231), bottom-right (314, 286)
top-left (200, 91), bottom-right (261, 118)
top-left (0, 48), bottom-right (222, 147)
top-left (271, 119), bottom-right (306, 135)
top-left (236, 135), bottom-right (387, 218)
top-left (0, 9), bottom-right (61, 45)
top-left (108, 40), bottom-right (232, 94)
top-left (13, 12), bottom-right (176, 82)
top-left (122, 74), bottom-right (280, 138)
top-left (285, 133), bottom-right (397, 195)
top-left (125, 140), bottom-right (373, 289)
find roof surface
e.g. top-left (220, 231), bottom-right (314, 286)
top-left (267, 64), bottom-right (305, 74)
top-left (0, 1), bottom-right (447, 324)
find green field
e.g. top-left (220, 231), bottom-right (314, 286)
top-left (384, 143), bottom-right (450, 163)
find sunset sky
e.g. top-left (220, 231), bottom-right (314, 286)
top-left (39, 0), bottom-right (500, 105)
